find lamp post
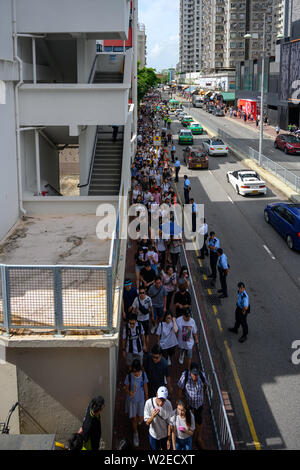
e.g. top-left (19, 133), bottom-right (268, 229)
top-left (244, 14), bottom-right (266, 167)
top-left (244, 16), bottom-right (283, 167)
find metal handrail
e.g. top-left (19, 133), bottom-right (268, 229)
top-left (179, 245), bottom-right (235, 450)
top-left (77, 126), bottom-right (98, 189)
top-left (88, 54), bottom-right (99, 84)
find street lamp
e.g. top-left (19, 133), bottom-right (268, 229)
top-left (244, 15), bottom-right (284, 167)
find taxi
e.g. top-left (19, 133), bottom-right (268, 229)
top-left (178, 129), bottom-right (193, 145)
top-left (181, 115), bottom-right (194, 127)
top-left (187, 121), bottom-right (203, 135)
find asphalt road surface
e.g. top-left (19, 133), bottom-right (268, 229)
top-left (181, 103), bottom-right (300, 179)
top-left (168, 110), bottom-right (300, 450)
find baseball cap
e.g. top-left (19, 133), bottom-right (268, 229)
top-left (157, 386), bottom-right (168, 400)
top-left (190, 364), bottom-right (200, 376)
top-left (124, 279), bottom-right (133, 286)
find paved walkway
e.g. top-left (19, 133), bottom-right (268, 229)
top-left (112, 237), bottom-right (218, 450)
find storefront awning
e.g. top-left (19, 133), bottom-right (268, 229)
top-left (222, 92), bottom-right (235, 101)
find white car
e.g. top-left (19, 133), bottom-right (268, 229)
top-left (226, 169), bottom-right (267, 196)
top-left (202, 137), bottom-right (228, 156)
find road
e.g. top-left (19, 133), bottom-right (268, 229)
top-left (180, 102), bottom-right (300, 179)
top-left (168, 110), bottom-right (300, 450)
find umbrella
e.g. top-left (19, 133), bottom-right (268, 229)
top-left (159, 221), bottom-right (183, 238)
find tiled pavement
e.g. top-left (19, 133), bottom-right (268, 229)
top-left (112, 238), bottom-right (218, 450)
top-left (223, 114), bottom-right (279, 140)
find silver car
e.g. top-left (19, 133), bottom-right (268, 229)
top-left (202, 137), bottom-right (228, 156)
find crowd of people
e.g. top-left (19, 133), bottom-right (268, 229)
top-left (121, 90), bottom-right (208, 451)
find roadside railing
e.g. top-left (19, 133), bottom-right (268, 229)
top-left (217, 129), bottom-right (300, 194)
top-left (248, 147), bottom-right (300, 193)
top-left (178, 245), bottom-right (235, 450)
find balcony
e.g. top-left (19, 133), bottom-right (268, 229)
top-left (15, 0), bottom-right (131, 40)
top-left (19, 50), bottom-right (132, 127)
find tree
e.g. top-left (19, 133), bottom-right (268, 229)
top-left (137, 66), bottom-right (160, 103)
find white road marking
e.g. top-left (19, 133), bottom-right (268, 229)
top-left (209, 170), bottom-right (213, 176)
top-left (227, 195), bottom-right (234, 204)
top-left (263, 244), bottom-right (276, 260)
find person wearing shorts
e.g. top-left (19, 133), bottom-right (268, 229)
top-left (124, 359), bottom-right (149, 447)
top-left (122, 314), bottom-right (147, 367)
top-left (176, 309), bottom-right (198, 370)
top-left (148, 277), bottom-right (167, 334)
top-left (177, 363), bottom-right (207, 449)
top-left (132, 289), bottom-right (153, 350)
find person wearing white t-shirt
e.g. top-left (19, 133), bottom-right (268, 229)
top-left (156, 312), bottom-right (178, 366)
top-left (144, 386), bottom-right (173, 450)
top-left (170, 399), bottom-right (195, 450)
top-left (176, 309), bottom-right (198, 369)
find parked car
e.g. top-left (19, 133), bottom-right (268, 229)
top-left (183, 145), bottom-right (209, 169)
top-left (213, 109), bottom-right (225, 117)
top-left (202, 137), bottom-right (228, 156)
top-left (178, 129), bottom-right (193, 145)
top-left (274, 134), bottom-right (300, 154)
top-left (187, 121), bottom-right (203, 135)
top-left (181, 115), bottom-right (194, 127)
top-left (206, 105), bottom-right (215, 113)
top-left (226, 169), bottom-right (267, 196)
top-left (264, 203), bottom-right (300, 250)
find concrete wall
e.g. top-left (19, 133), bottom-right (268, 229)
top-left (79, 125), bottom-right (97, 195)
top-left (0, 0), bottom-right (13, 61)
top-left (2, 344), bottom-right (117, 447)
top-left (15, 0), bottom-right (130, 39)
top-left (77, 39), bottom-right (97, 84)
top-left (0, 82), bottom-right (19, 241)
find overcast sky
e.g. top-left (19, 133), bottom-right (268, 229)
top-left (138, 0), bottom-right (179, 72)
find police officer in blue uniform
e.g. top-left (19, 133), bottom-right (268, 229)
top-left (228, 282), bottom-right (250, 343)
top-left (190, 198), bottom-right (197, 232)
top-left (216, 248), bottom-right (229, 298)
top-left (207, 231), bottom-right (220, 287)
top-left (183, 175), bottom-right (191, 204)
top-left (174, 157), bottom-right (180, 182)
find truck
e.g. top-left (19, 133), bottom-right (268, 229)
top-left (192, 95), bottom-right (204, 108)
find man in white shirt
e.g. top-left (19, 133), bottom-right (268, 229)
top-left (144, 386), bottom-right (173, 450)
top-left (122, 314), bottom-right (147, 367)
top-left (176, 309), bottom-right (198, 369)
top-left (197, 217), bottom-right (208, 259)
top-left (132, 289), bottom-right (153, 350)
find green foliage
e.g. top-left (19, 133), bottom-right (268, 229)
top-left (137, 66), bottom-right (160, 103)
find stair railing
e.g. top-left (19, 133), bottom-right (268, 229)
top-left (77, 127), bottom-right (99, 191)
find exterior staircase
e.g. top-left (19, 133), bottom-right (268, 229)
top-left (93, 71), bottom-right (123, 84)
top-left (88, 127), bottom-right (123, 196)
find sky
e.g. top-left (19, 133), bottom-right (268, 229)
top-left (138, 0), bottom-right (179, 72)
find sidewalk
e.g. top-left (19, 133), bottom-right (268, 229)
top-left (112, 238), bottom-right (218, 450)
top-left (223, 114), bottom-right (278, 140)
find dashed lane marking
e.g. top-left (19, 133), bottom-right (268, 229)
top-left (212, 305), bottom-right (218, 315)
top-left (263, 244), bottom-right (276, 260)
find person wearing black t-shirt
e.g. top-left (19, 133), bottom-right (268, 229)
top-left (140, 262), bottom-right (156, 292)
top-left (174, 286), bottom-right (192, 318)
top-left (79, 396), bottom-right (105, 450)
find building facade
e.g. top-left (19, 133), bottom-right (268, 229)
top-left (179, 0), bottom-right (202, 73)
top-left (235, 1), bottom-right (300, 130)
top-left (137, 23), bottom-right (147, 68)
top-left (0, 0), bottom-right (136, 448)
top-left (201, 0), bottom-right (285, 73)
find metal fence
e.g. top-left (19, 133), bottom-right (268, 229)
top-left (0, 264), bottom-right (114, 335)
top-left (248, 147), bottom-right (300, 193)
top-left (179, 246), bottom-right (235, 450)
top-left (218, 129), bottom-right (300, 194)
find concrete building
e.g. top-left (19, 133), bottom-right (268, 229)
top-left (0, 0), bottom-right (137, 449)
top-left (235, 0), bottom-right (300, 130)
top-left (137, 23), bottom-right (146, 68)
top-left (201, 0), bottom-right (285, 73)
top-left (179, 0), bottom-right (202, 73)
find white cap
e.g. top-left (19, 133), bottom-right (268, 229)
top-left (157, 386), bottom-right (168, 400)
